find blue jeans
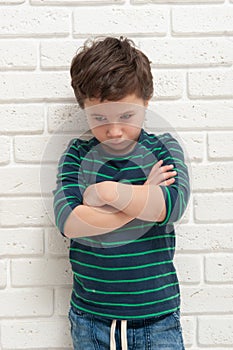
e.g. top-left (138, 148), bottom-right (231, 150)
top-left (68, 306), bottom-right (185, 350)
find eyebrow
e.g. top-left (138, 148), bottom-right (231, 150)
top-left (90, 110), bottom-right (135, 117)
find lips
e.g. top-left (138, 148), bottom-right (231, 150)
top-left (108, 140), bottom-right (124, 145)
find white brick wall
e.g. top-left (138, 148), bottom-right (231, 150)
top-left (0, 0), bottom-right (232, 348)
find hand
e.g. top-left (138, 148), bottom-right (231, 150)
top-left (83, 183), bottom-right (106, 207)
top-left (144, 160), bottom-right (177, 187)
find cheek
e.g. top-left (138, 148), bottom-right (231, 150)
top-left (91, 126), bottom-right (106, 140)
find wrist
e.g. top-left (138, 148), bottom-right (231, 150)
top-left (100, 181), bottom-right (119, 204)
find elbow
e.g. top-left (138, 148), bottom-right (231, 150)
top-left (62, 208), bottom-right (82, 239)
top-left (157, 204), bottom-right (166, 222)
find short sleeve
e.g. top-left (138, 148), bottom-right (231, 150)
top-left (52, 139), bottom-right (87, 236)
top-left (156, 133), bottom-right (190, 226)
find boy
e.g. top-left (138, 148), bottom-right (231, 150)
top-left (53, 36), bottom-right (190, 350)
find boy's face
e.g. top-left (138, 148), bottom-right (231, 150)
top-left (84, 94), bottom-right (148, 155)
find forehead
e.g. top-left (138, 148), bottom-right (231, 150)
top-left (84, 94), bottom-right (146, 108)
top-left (86, 102), bottom-right (141, 117)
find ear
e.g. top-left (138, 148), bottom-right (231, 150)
top-left (144, 99), bottom-right (150, 107)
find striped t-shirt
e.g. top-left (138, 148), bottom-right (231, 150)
top-left (53, 129), bottom-right (190, 320)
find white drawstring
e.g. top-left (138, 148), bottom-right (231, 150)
top-left (110, 319), bottom-right (128, 350)
top-left (110, 319), bottom-right (117, 350)
top-left (121, 320), bottom-right (128, 350)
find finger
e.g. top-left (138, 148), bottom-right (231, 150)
top-left (159, 178), bottom-right (175, 186)
top-left (150, 160), bottom-right (163, 172)
top-left (159, 164), bottom-right (174, 173)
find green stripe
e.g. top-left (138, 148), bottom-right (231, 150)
top-left (83, 170), bottom-right (113, 179)
top-left (158, 150), bottom-right (167, 157)
top-left (70, 258), bottom-right (173, 271)
top-left (70, 246), bottom-right (175, 259)
top-left (73, 270), bottom-right (176, 284)
top-left (70, 139), bottom-right (95, 153)
top-left (79, 156), bottom-right (117, 170)
top-left (56, 200), bottom-right (75, 227)
top-left (174, 177), bottom-right (190, 188)
top-left (78, 233), bottom-right (175, 246)
top-left (58, 161), bottom-right (80, 168)
top-left (170, 185), bottom-right (187, 208)
top-left (72, 289), bottom-right (179, 307)
top-left (53, 183), bottom-right (86, 197)
top-left (57, 171), bottom-right (79, 177)
top-left (178, 190), bottom-right (183, 220)
top-left (172, 167), bottom-right (188, 178)
top-left (158, 186), bottom-right (172, 226)
top-left (162, 156), bottom-right (186, 168)
top-left (119, 160), bottom-right (156, 172)
top-left (164, 141), bottom-right (179, 146)
top-left (108, 221), bottom-right (155, 233)
top-left (120, 177), bottom-right (147, 183)
top-left (70, 299), bottom-right (180, 319)
top-left (74, 277), bottom-right (179, 295)
top-left (54, 195), bottom-right (78, 209)
top-left (168, 147), bottom-right (184, 156)
top-left (62, 152), bottom-right (80, 162)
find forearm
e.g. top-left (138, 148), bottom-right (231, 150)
top-left (103, 182), bottom-right (166, 222)
top-left (63, 204), bottom-right (135, 239)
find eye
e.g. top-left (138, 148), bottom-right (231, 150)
top-left (94, 116), bottom-right (107, 122)
top-left (120, 113), bottom-right (134, 120)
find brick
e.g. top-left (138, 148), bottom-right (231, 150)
top-left (34, 0), bottom-right (124, 6)
top-left (14, 135), bottom-right (73, 163)
top-left (174, 255), bottom-right (201, 283)
top-left (0, 166), bottom-right (56, 199)
top-left (11, 258), bottom-right (72, 286)
top-left (73, 7), bottom-right (167, 36)
top-left (40, 40), bottom-right (84, 69)
top-left (0, 136), bottom-right (11, 164)
top-left (0, 167), bottom-right (41, 195)
top-left (205, 254), bottom-right (233, 282)
top-left (152, 70), bottom-right (183, 99)
top-left (47, 104), bottom-right (88, 133)
top-left (138, 38), bottom-right (233, 66)
top-left (0, 105), bottom-right (44, 134)
top-left (0, 72), bottom-right (72, 102)
top-left (0, 0), bottom-right (24, 3)
top-left (0, 9), bottom-right (70, 37)
top-left (0, 198), bottom-right (51, 227)
top-left (179, 132), bottom-right (204, 162)
top-left (0, 228), bottom-right (44, 256)
top-left (180, 316), bottom-right (195, 347)
top-left (55, 288), bottom-right (71, 316)
top-left (1, 319), bottom-right (72, 348)
top-left (208, 132), bottom-right (233, 160)
top-left (198, 317), bottom-right (233, 345)
top-left (192, 162), bottom-right (233, 191)
top-left (172, 7), bottom-right (233, 35)
top-left (134, 0), bottom-right (224, 5)
top-left (176, 224), bottom-right (233, 252)
top-left (194, 194), bottom-right (233, 223)
top-left (0, 42), bottom-right (36, 70)
top-left (0, 288), bottom-right (53, 317)
top-left (0, 260), bottom-right (7, 289)
top-left (46, 227), bottom-right (70, 256)
top-left (148, 101), bottom-right (233, 130)
top-left (188, 70), bottom-right (233, 98)
top-left (181, 286), bottom-right (233, 313)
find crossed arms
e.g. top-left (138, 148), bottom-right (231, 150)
top-left (63, 160), bottom-right (177, 238)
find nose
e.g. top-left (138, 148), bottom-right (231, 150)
top-left (106, 123), bottom-right (123, 139)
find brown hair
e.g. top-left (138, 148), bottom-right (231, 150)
top-left (70, 36), bottom-right (153, 109)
